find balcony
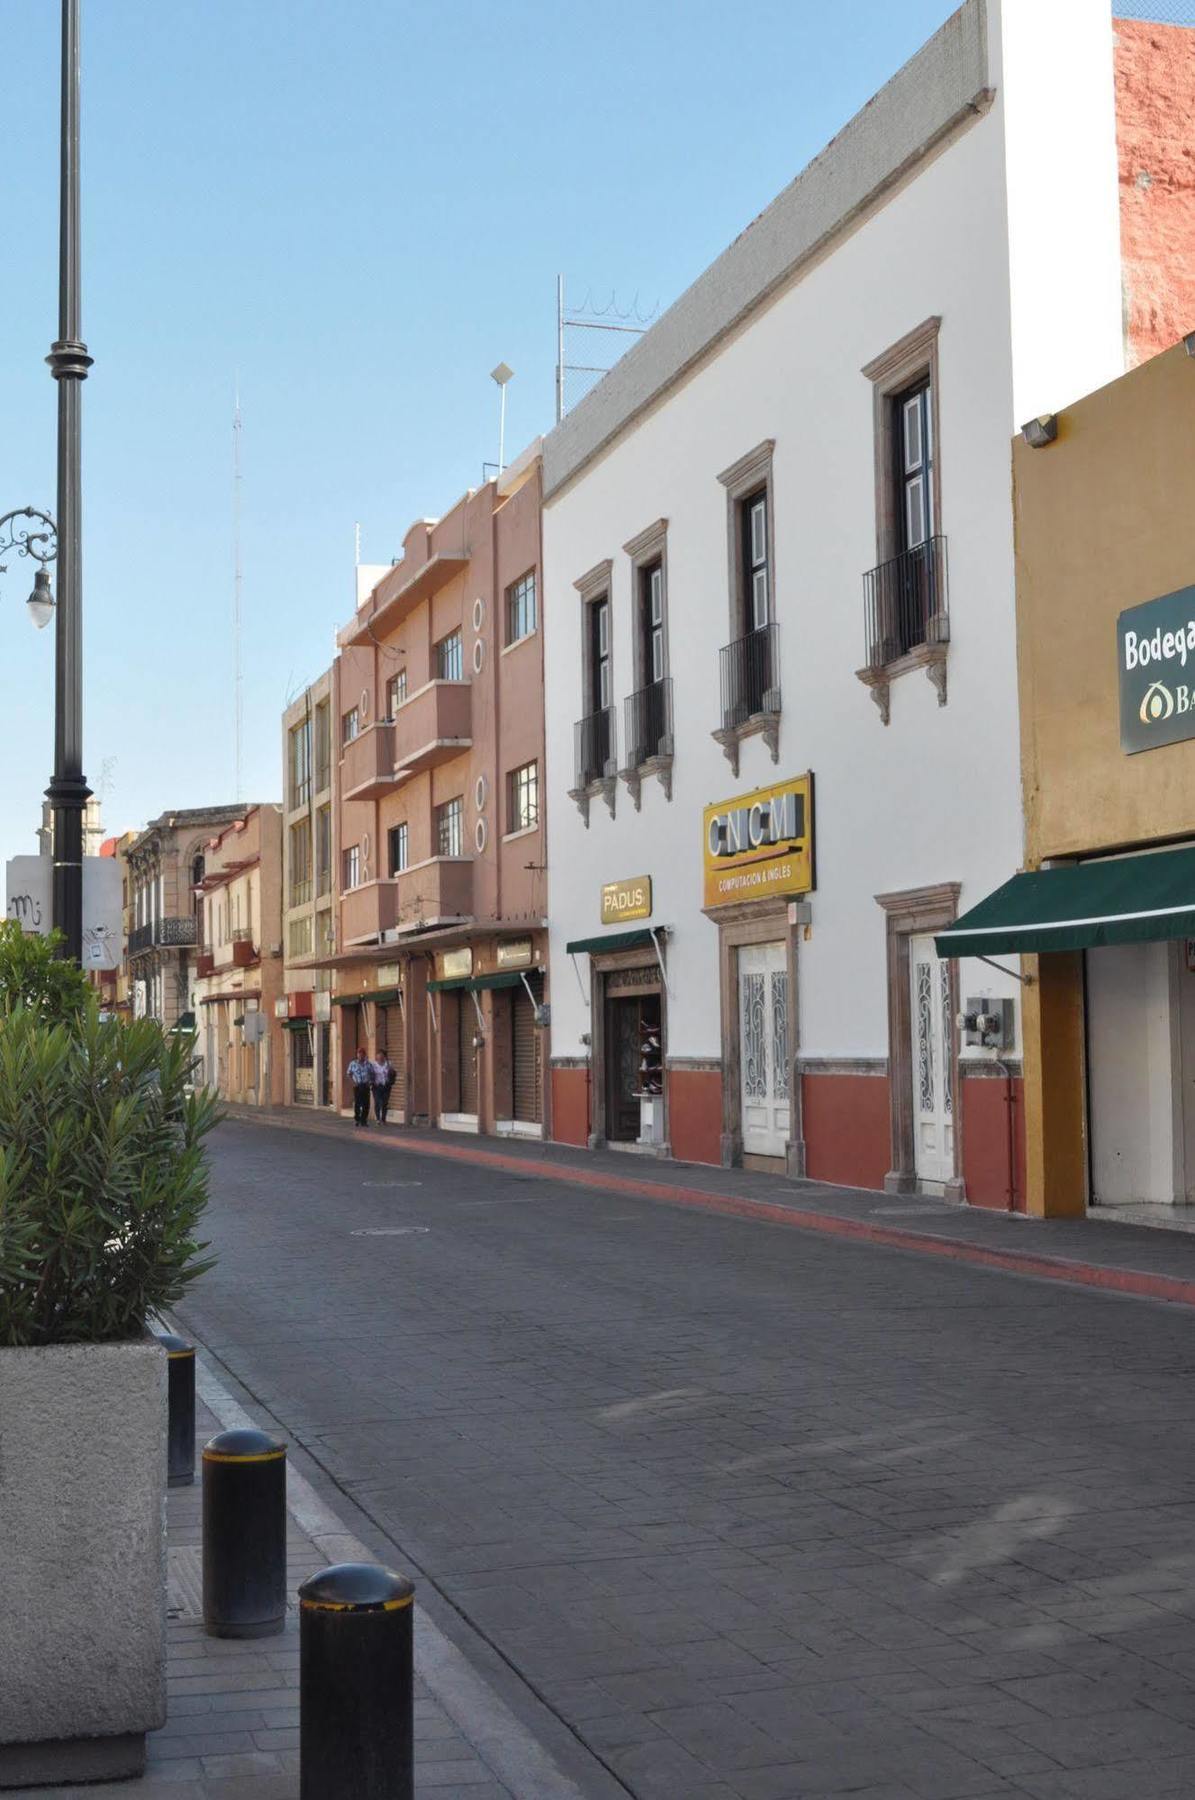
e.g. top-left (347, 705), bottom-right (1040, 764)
top-left (340, 550), bottom-right (470, 649)
top-left (393, 681), bottom-right (471, 778)
top-left (621, 678), bottom-right (673, 808)
top-left (289, 877), bottom-right (313, 908)
top-left (340, 859), bottom-right (474, 947)
top-left (713, 624), bottom-right (780, 774)
top-left (858, 535), bottom-right (949, 724)
top-left (570, 706), bottom-right (617, 826)
top-left (128, 916), bottom-right (198, 958)
top-left (232, 928), bottom-right (257, 968)
top-left (196, 951), bottom-right (215, 978)
top-left (342, 720), bottom-right (397, 802)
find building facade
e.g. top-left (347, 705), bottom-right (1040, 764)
top-left (193, 805), bottom-right (285, 1106)
top-left (969, 339), bottom-right (1195, 1218)
top-left (125, 806), bottom-right (245, 1034)
top-left (278, 671), bottom-right (337, 1108)
top-left (327, 443), bottom-right (548, 1134)
top-left (542, 1), bottom-right (1195, 1201)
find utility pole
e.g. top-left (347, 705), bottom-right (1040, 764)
top-left (46, 0), bottom-right (93, 965)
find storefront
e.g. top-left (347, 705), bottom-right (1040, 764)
top-left (426, 936), bottom-right (548, 1136)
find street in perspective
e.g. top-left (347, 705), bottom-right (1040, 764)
top-left (9, 1), bottom-right (1195, 1796)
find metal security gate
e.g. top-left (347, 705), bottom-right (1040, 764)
top-left (512, 983), bottom-right (541, 1124)
top-left (458, 996), bottom-right (478, 1115)
top-left (383, 1003), bottom-right (406, 1113)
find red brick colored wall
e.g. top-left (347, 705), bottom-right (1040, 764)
top-left (1115, 20), bottom-right (1195, 365)
top-left (551, 1066), bottom-right (589, 1147)
top-left (802, 1072), bottom-right (889, 1191)
top-left (669, 1070), bottom-right (723, 1167)
top-left (961, 1073), bottom-right (1027, 1213)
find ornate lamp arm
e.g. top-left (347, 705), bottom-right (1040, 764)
top-left (0, 506), bottom-right (59, 576)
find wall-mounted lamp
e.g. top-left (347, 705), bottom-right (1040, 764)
top-left (1021, 414), bottom-right (1058, 449)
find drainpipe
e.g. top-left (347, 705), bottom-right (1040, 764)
top-left (995, 1057), bottom-right (1018, 1211)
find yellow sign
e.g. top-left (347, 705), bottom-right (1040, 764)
top-left (439, 947), bottom-right (473, 981)
top-left (703, 774), bottom-right (814, 909)
top-left (601, 875), bottom-right (652, 925)
top-left (496, 939), bottom-right (533, 969)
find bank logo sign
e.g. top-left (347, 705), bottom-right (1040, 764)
top-left (1118, 585), bottom-right (1195, 754)
top-left (703, 774), bottom-right (814, 910)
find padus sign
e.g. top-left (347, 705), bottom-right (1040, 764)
top-left (1118, 584), bottom-right (1195, 754)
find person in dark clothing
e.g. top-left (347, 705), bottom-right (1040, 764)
top-left (347, 1048), bottom-right (373, 1126)
top-left (371, 1053), bottom-right (395, 1124)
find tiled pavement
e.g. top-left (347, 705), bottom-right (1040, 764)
top-left (173, 1118), bottom-right (1195, 1799)
top-left (5, 1395), bottom-right (518, 1800)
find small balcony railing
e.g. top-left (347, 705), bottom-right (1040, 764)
top-left (128, 923), bottom-right (152, 956)
top-left (290, 876), bottom-right (313, 908)
top-left (128, 917), bottom-right (197, 957)
top-left (316, 865), bottom-right (331, 898)
top-left (574, 706), bottom-right (615, 789)
top-left (862, 535), bottom-right (949, 671)
top-left (624, 678), bottom-right (673, 768)
top-left (719, 623), bottom-right (780, 732)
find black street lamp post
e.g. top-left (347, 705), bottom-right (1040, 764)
top-left (1, 0), bottom-right (91, 964)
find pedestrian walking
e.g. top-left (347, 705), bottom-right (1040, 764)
top-left (347, 1047), bottom-right (373, 1127)
top-left (371, 1052), bottom-right (396, 1124)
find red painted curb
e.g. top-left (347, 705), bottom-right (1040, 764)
top-left (227, 1110), bottom-right (1195, 1310)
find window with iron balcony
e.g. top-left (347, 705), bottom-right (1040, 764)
top-left (714, 443), bottom-right (779, 775)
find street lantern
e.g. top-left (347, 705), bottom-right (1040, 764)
top-left (0, 506), bottom-right (59, 628)
top-left (28, 569), bottom-right (56, 630)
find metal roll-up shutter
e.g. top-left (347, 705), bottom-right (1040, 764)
top-left (458, 995), bottom-right (478, 1115)
top-left (386, 1004), bottom-right (406, 1110)
top-left (512, 983), bottom-right (541, 1123)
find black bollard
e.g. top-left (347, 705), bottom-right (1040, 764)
top-left (156, 1333), bottom-right (196, 1487)
top-left (202, 1427), bottom-right (287, 1639)
top-left (299, 1562), bottom-right (415, 1800)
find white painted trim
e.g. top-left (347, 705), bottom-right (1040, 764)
top-left (494, 1120), bottom-right (545, 1140)
top-left (439, 1112), bottom-right (479, 1134)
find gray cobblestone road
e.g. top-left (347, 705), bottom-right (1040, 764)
top-left (177, 1120), bottom-right (1195, 1799)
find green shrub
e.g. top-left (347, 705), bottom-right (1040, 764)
top-left (0, 919), bottom-right (93, 1025)
top-left (0, 1003), bottom-right (219, 1347)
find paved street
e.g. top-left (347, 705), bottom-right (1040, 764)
top-left (176, 1119), bottom-right (1195, 1800)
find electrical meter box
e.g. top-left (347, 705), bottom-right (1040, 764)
top-left (960, 996), bottom-right (1015, 1051)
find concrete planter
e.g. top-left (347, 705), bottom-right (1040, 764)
top-left (0, 1336), bottom-right (168, 1787)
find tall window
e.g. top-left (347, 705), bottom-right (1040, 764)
top-left (508, 762), bottom-right (539, 834)
top-left (289, 719), bottom-right (312, 809)
top-left (588, 597), bottom-right (610, 715)
top-left (386, 670), bottom-right (407, 717)
top-left (640, 561), bottom-right (665, 684)
top-left (436, 630), bottom-right (463, 682)
top-left (342, 844), bottom-right (360, 890)
top-left (289, 821), bottom-right (312, 906)
top-left (315, 805), bottom-right (332, 896)
top-left (506, 571), bottom-right (536, 645)
top-left (740, 490), bottom-right (769, 633)
top-left (287, 915), bottom-right (313, 959)
top-left (894, 379), bottom-right (933, 553)
top-left (388, 822), bottom-right (408, 876)
top-left (436, 796), bottom-right (463, 857)
top-left (314, 701), bottom-right (331, 791)
top-left (342, 706), bottom-right (359, 745)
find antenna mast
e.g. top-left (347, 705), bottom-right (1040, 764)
top-left (233, 378), bottom-right (244, 802)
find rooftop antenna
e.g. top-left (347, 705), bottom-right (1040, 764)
top-left (233, 376), bottom-right (244, 802)
top-left (491, 362), bottom-right (514, 473)
top-left (354, 521), bottom-right (361, 567)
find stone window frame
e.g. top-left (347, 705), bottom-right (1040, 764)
top-left (569, 558), bottom-right (617, 826)
top-left (619, 518), bottom-right (673, 809)
top-left (714, 440), bottom-right (779, 773)
top-left (858, 318), bottom-right (947, 723)
top-left (874, 880), bottom-right (963, 1200)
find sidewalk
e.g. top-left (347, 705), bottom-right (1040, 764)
top-left (224, 1101), bottom-right (1195, 1310)
top-left (8, 1377), bottom-right (594, 1800)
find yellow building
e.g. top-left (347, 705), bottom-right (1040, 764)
top-left (939, 341), bottom-right (1195, 1218)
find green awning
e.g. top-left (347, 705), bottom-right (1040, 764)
top-left (468, 969), bottom-right (539, 992)
top-left (281, 1017), bottom-right (311, 1032)
top-left (372, 988), bottom-right (402, 1005)
top-left (565, 929), bottom-right (656, 956)
top-left (331, 993), bottom-right (364, 1007)
top-left (427, 975), bottom-right (472, 992)
top-left (936, 846), bottom-right (1195, 959)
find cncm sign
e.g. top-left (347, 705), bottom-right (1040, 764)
top-left (601, 876), bottom-right (651, 925)
top-left (703, 774), bottom-right (814, 909)
top-left (1118, 585), bottom-right (1195, 754)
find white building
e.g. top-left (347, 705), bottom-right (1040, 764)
top-left (543, 0), bottom-right (1172, 1204)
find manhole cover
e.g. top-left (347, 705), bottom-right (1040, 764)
top-left (351, 1225), bottom-right (430, 1237)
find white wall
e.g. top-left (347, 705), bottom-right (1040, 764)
top-left (1088, 942), bottom-right (1179, 1205)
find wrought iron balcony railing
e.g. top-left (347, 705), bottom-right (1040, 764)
top-left (624, 677), bottom-right (673, 768)
top-left (128, 917), bottom-right (197, 957)
top-left (574, 706), bottom-right (616, 789)
top-left (862, 535), bottom-right (949, 671)
top-left (718, 622), bottom-right (780, 732)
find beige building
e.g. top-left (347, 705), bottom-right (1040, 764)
top-left (125, 806), bottom-right (245, 1033)
top-left (278, 671), bottom-right (337, 1107)
top-left (193, 805), bottom-right (285, 1105)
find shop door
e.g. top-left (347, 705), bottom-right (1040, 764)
top-left (606, 994), bottom-right (645, 1142)
top-left (459, 996), bottom-right (479, 1115)
top-left (738, 942), bottom-right (789, 1158)
top-left (909, 934), bottom-right (954, 1185)
top-left (318, 1023), bottom-right (332, 1108)
top-left (512, 983), bottom-right (542, 1124)
top-left (384, 1004), bottom-right (406, 1114)
top-left (291, 1026), bottom-right (314, 1104)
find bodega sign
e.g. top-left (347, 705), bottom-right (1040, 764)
top-left (703, 774), bottom-right (814, 910)
top-left (1119, 585), bottom-right (1195, 754)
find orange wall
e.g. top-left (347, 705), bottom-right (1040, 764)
top-left (669, 1070), bottom-right (723, 1167)
top-left (1115, 22), bottom-right (1195, 367)
top-left (551, 1066), bottom-right (589, 1148)
top-left (960, 1075), bottom-right (1026, 1212)
top-left (802, 1073), bottom-right (889, 1191)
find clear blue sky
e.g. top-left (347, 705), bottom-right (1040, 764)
top-left (2, 0), bottom-right (1009, 865)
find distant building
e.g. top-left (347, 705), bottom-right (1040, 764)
top-left (124, 806), bottom-right (247, 1033)
top-left (193, 805), bottom-right (285, 1105)
top-left (277, 670), bottom-right (337, 1108)
top-left (36, 794), bottom-right (105, 860)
